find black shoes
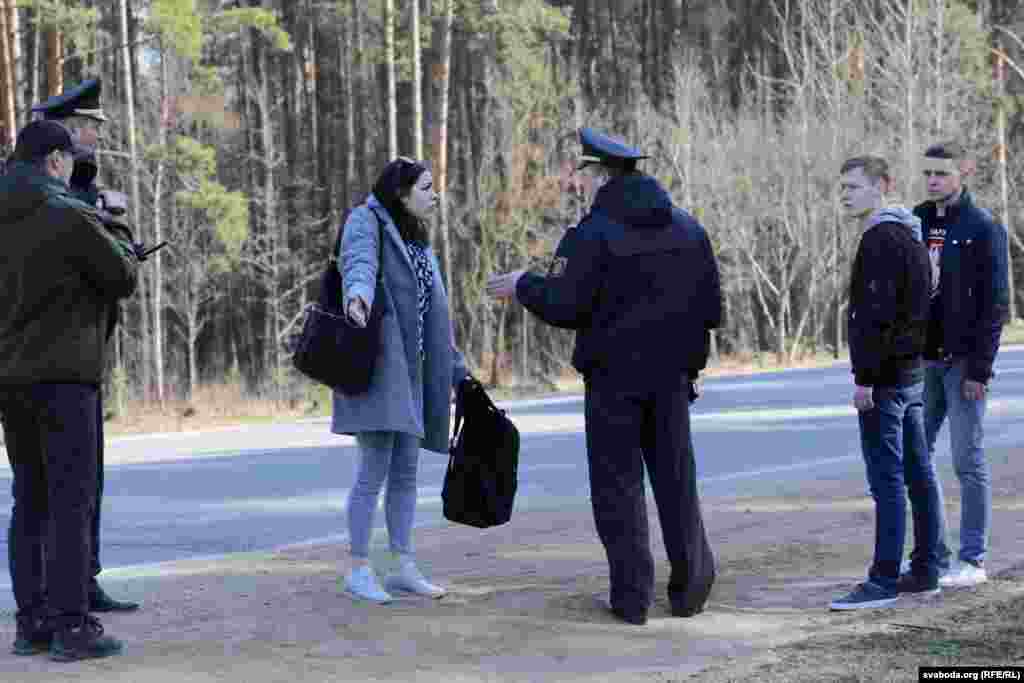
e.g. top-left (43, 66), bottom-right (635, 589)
top-left (49, 615), bottom-right (123, 662)
top-left (596, 594), bottom-right (648, 625)
top-left (89, 583), bottom-right (139, 612)
top-left (11, 614), bottom-right (53, 656)
top-left (671, 604), bottom-right (705, 618)
top-left (896, 573), bottom-right (941, 595)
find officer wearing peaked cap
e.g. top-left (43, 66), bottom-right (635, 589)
top-left (27, 78), bottom-right (141, 615)
top-left (487, 127), bottom-right (722, 624)
top-left (32, 78), bottom-right (108, 122)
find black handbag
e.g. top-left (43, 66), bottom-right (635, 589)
top-left (442, 378), bottom-right (520, 528)
top-left (293, 208), bottom-right (386, 394)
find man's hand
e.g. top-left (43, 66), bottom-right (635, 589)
top-left (347, 296), bottom-right (369, 328)
top-left (963, 379), bottom-right (988, 401)
top-left (853, 385), bottom-right (875, 412)
top-left (486, 270), bottom-right (526, 299)
top-left (98, 190), bottom-right (128, 217)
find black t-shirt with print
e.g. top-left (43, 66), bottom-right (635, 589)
top-left (926, 214), bottom-right (947, 357)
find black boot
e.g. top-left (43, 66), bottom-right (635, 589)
top-left (89, 581), bottom-right (139, 612)
top-left (11, 613), bottom-right (53, 656)
top-left (49, 615), bottom-right (123, 662)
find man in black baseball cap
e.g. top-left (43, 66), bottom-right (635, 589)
top-left (1, 117), bottom-right (137, 661)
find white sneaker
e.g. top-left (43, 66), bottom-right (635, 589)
top-left (384, 560), bottom-right (446, 598)
top-left (344, 566), bottom-right (393, 603)
top-left (938, 562), bottom-right (987, 587)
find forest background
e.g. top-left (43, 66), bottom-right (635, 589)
top-left (1, 0), bottom-right (1023, 421)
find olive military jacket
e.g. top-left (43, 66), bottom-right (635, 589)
top-left (0, 161), bottom-right (138, 385)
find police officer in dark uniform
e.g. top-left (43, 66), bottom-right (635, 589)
top-left (487, 128), bottom-right (721, 625)
top-left (30, 78), bottom-right (141, 613)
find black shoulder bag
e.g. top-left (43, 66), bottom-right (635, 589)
top-left (293, 208), bottom-right (386, 395)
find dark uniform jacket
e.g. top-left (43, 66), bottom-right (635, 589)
top-left (847, 214), bottom-right (931, 387)
top-left (914, 190), bottom-right (1009, 383)
top-left (0, 161), bottom-right (137, 385)
top-left (516, 173), bottom-right (721, 388)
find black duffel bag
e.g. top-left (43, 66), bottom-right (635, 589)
top-left (442, 378), bottom-right (520, 528)
top-left (293, 208), bottom-right (385, 395)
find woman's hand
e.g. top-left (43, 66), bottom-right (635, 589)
top-left (346, 296), bottom-right (369, 328)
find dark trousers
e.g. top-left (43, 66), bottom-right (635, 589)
top-left (858, 381), bottom-right (943, 592)
top-left (0, 384), bottom-right (99, 621)
top-left (584, 375), bottom-right (715, 616)
top-left (92, 393), bottom-right (104, 580)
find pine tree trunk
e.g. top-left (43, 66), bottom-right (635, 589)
top-left (0, 0), bottom-right (15, 151)
top-left (29, 11), bottom-right (39, 123)
top-left (412, 0), bottom-right (423, 160)
top-left (434, 0), bottom-right (455, 290)
top-left (385, 0), bottom-right (397, 159)
top-left (45, 27), bottom-right (61, 96)
top-left (151, 47), bottom-right (169, 403)
top-left (5, 1), bottom-right (21, 130)
top-left (352, 0), bottom-right (370, 184)
top-left (119, 0), bottom-right (151, 399)
top-left (342, 7), bottom-right (356, 212)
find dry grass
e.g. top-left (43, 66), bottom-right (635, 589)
top-left (690, 584), bottom-right (1024, 682)
top-left (100, 351), bottom-right (846, 437)
top-left (104, 381), bottom-right (331, 436)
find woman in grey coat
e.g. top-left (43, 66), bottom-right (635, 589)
top-left (334, 158), bottom-right (469, 603)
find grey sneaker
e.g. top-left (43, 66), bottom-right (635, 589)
top-left (384, 561), bottom-right (446, 598)
top-left (344, 566), bottom-right (393, 603)
top-left (829, 582), bottom-right (898, 611)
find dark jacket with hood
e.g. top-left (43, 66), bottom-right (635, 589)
top-left (0, 160), bottom-right (138, 385)
top-left (516, 172), bottom-right (721, 389)
top-left (847, 208), bottom-right (931, 387)
top-left (914, 189), bottom-right (1009, 383)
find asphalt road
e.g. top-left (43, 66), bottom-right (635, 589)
top-left (4, 349), bottom-right (1024, 598)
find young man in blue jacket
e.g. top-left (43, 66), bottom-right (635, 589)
top-left (830, 156), bottom-right (942, 610)
top-left (910, 142), bottom-right (1010, 587)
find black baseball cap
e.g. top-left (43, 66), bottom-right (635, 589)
top-left (13, 120), bottom-right (80, 160)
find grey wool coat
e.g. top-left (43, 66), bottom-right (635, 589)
top-left (331, 194), bottom-right (469, 454)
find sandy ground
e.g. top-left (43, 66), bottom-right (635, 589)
top-left (2, 447), bottom-right (1024, 681)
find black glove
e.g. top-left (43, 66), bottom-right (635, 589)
top-left (132, 241), bottom-right (168, 263)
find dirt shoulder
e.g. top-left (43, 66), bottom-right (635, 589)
top-left (3, 449), bottom-right (1024, 681)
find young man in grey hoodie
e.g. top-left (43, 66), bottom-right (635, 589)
top-left (830, 156), bottom-right (944, 610)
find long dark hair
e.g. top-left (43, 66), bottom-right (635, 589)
top-left (371, 157), bottom-right (431, 245)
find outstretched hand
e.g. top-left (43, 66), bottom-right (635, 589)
top-left (486, 270), bottom-right (526, 300)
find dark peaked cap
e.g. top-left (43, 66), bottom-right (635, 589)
top-left (14, 120), bottom-right (77, 160)
top-left (32, 78), bottom-right (107, 122)
top-left (576, 127), bottom-right (649, 170)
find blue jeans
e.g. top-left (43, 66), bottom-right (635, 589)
top-left (858, 381), bottom-right (943, 592)
top-left (922, 360), bottom-right (990, 566)
top-left (347, 431), bottom-right (421, 559)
